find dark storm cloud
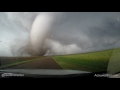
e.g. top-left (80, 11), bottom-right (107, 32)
top-left (0, 12), bottom-right (120, 56)
top-left (87, 17), bottom-right (120, 49)
top-left (45, 12), bottom-right (120, 55)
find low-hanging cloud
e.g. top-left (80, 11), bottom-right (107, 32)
top-left (0, 12), bottom-right (120, 56)
top-left (43, 39), bottom-right (82, 56)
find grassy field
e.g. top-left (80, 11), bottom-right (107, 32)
top-left (52, 48), bottom-right (120, 72)
top-left (0, 57), bottom-right (41, 69)
top-left (0, 48), bottom-right (120, 72)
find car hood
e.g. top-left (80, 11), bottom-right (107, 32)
top-left (0, 69), bottom-right (91, 75)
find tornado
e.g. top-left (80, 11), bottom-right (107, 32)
top-left (30, 12), bottom-right (56, 56)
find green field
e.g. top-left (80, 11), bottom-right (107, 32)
top-left (52, 48), bottom-right (120, 72)
top-left (0, 57), bottom-right (41, 69)
top-left (0, 48), bottom-right (120, 73)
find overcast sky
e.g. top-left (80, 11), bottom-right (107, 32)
top-left (0, 12), bottom-right (120, 56)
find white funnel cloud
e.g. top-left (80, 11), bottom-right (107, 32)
top-left (30, 12), bottom-right (56, 55)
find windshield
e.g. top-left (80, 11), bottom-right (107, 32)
top-left (0, 12), bottom-right (120, 78)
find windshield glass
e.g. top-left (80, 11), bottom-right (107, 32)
top-left (0, 12), bottom-right (120, 78)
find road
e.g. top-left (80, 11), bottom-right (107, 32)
top-left (8, 57), bottom-right (62, 69)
